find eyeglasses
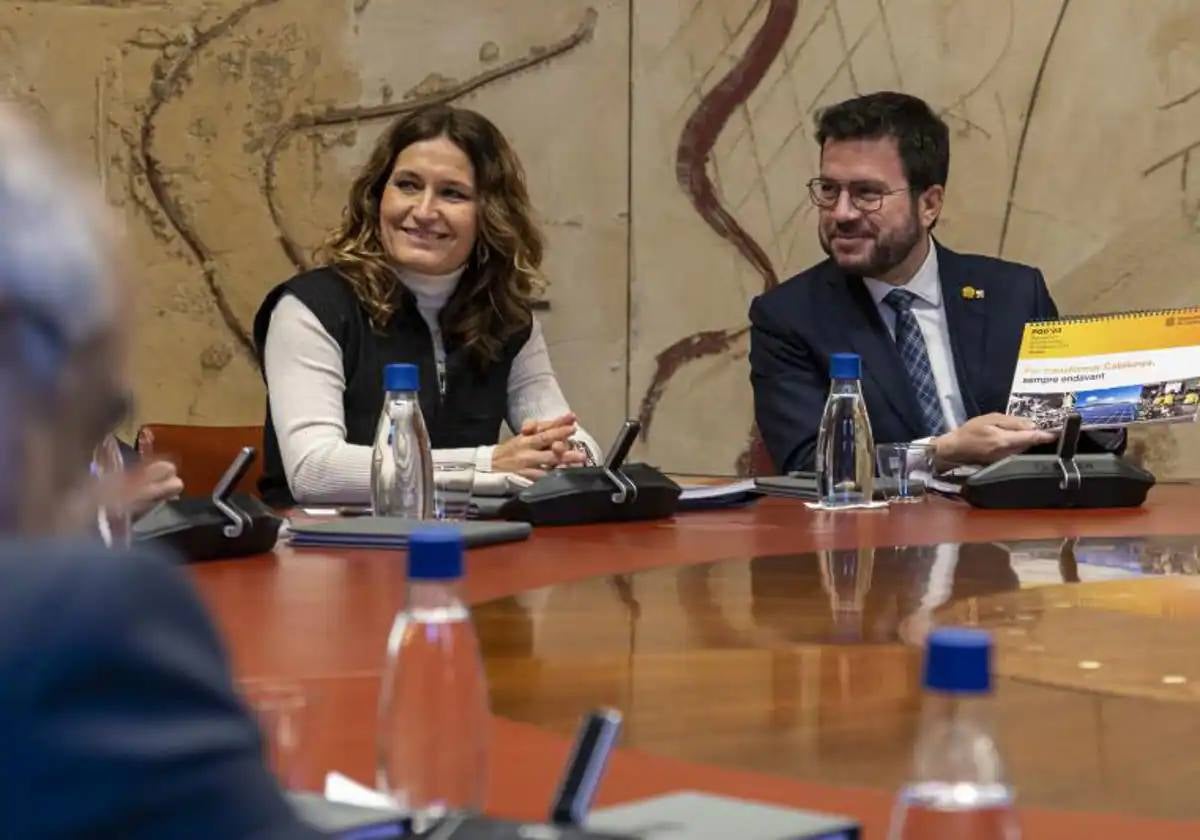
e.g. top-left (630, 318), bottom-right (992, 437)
top-left (0, 301), bottom-right (67, 378)
top-left (807, 178), bottom-right (912, 212)
top-left (0, 300), bottom-right (131, 426)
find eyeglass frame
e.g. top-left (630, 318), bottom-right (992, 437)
top-left (806, 177), bottom-right (915, 213)
top-left (0, 301), bottom-right (68, 382)
top-left (0, 300), bottom-right (133, 430)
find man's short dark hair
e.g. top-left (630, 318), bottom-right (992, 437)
top-left (814, 92), bottom-right (949, 192)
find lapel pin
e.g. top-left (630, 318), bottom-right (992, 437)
top-left (961, 285), bottom-right (984, 300)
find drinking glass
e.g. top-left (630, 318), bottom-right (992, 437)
top-left (875, 443), bottom-right (935, 503)
top-left (240, 678), bottom-right (310, 790)
top-left (433, 461), bottom-right (475, 521)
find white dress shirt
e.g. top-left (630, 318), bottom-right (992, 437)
top-left (863, 239), bottom-right (968, 431)
top-left (263, 268), bottom-right (600, 505)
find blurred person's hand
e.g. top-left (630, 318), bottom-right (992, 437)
top-left (126, 459), bottom-right (184, 518)
top-left (57, 454), bottom-right (183, 541)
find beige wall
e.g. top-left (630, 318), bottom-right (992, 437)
top-left (9, 0), bottom-right (1200, 477)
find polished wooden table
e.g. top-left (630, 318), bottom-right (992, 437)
top-left (190, 483), bottom-right (1200, 838)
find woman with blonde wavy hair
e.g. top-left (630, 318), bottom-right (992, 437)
top-left (253, 105), bottom-right (599, 507)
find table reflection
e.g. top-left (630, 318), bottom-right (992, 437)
top-left (475, 533), bottom-right (1200, 818)
top-left (477, 534), bottom-right (1200, 665)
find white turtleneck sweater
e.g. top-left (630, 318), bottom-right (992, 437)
top-left (263, 267), bottom-right (600, 504)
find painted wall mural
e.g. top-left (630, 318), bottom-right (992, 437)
top-left (6, 0), bottom-right (1200, 477)
top-left (629, 0), bottom-right (1200, 476)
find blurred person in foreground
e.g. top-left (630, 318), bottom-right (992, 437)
top-left (255, 104), bottom-right (600, 507)
top-left (0, 110), bottom-right (317, 838)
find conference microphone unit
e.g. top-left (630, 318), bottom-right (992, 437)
top-left (549, 708), bottom-right (624, 827)
top-left (961, 413), bottom-right (1155, 509)
top-left (416, 708), bottom-right (632, 839)
top-left (292, 708), bottom-right (631, 838)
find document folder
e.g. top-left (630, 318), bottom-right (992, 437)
top-left (288, 517), bottom-right (532, 549)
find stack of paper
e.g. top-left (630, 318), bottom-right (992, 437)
top-left (676, 478), bottom-right (762, 510)
top-left (754, 473), bottom-right (820, 501)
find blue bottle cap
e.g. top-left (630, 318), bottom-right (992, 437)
top-left (923, 627), bottom-right (992, 694)
top-left (408, 527), bottom-right (464, 580)
top-left (383, 363), bottom-right (419, 392)
top-left (829, 352), bottom-right (861, 380)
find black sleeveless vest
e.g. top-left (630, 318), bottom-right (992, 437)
top-left (252, 267), bottom-right (530, 507)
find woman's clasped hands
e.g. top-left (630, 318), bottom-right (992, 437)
top-left (491, 412), bottom-right (591, 480)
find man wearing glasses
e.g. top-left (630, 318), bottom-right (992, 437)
top-left (749, 91), bottom-right (1119, 474)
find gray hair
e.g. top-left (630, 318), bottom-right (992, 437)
top-left (0, 111), bottom-right (117, 529)
top-left (0, 109), bottom-right (115, 357)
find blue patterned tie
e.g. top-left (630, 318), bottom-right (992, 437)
top-left (883, 288), bottom-right (947, 436)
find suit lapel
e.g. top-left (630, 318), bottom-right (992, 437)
top-left (936, 242), bottom-right (987, 417)
top-left (827, 268), bottom-right (927, 438)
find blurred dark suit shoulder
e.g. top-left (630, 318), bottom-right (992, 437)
top-left (0, 540), bottom-right (317, 839)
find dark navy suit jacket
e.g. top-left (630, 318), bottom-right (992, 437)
top-left (0, 540), bottom-right (320, 839)
top-left (749, 241), bottom-right (1119, 473)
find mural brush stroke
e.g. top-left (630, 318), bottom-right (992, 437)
top-left (638, 0), bottom-right (798, 454)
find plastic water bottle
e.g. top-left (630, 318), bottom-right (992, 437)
top-left (371, 363), bottom-right (434, 518)
top-left (887, 628), bottom-right (1021, 840)
top-left (815, 352), bottom-right (875, 507)
top-left (376, 528), bottom-right (490, 831)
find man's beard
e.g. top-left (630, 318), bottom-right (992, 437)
top-left (819, 206), bottom-right (923, 278)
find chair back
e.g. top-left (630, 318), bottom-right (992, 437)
top-left (135, 424), bottom-right (264, 497)
top-left (738, 426), bottom-right (777, 476)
